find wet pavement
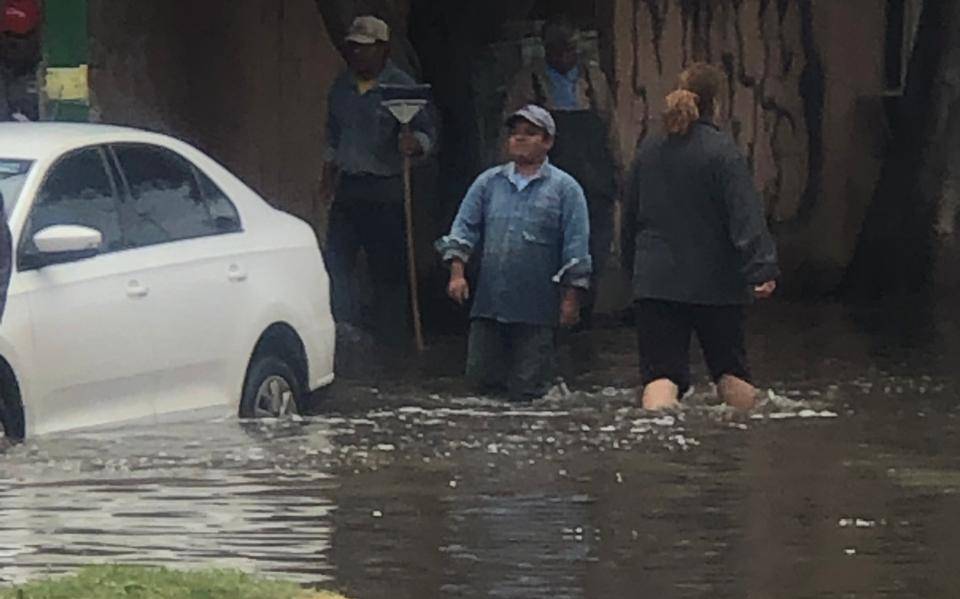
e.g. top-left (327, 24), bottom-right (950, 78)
top-left (1, 298), bottom-right (960, 598)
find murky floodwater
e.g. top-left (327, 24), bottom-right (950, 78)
top-left (2, 299), bottom-right (960, 598)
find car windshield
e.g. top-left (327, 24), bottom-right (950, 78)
top-left (0, 159), bottom-right (33, 221)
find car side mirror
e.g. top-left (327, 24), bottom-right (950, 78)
top-left (20, 225), bottom-right (103, 270)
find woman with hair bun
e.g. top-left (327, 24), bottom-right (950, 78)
top-left (621, 63), bottom-right (780, 411)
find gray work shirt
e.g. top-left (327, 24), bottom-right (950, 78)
top-left (324, 62), bottom-right (435, 178)
top-left (622, 119), bottom-right (780, 305)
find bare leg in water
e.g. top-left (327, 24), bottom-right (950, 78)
top-left (641, 375), bottom-right (758, 411)
top-left (717, 374), bottom-right (759, 410)
top-left (640, 379), bottom-right (681, 411)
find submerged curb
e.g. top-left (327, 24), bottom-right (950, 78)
top-left (0, 566), bottom-right (352, 599)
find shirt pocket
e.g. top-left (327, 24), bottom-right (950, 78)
top-left (522, 200), bottom-right (562, 246)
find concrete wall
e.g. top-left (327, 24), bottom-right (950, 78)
top-left (88, 0), bottom-right (342, 233)
top-left (610, 0), bottom-right (889, 292)
top-left (84, 0), bottom-right (904, 294)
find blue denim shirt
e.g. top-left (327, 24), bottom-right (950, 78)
top-left (436, 161), bottom-right (592, 327)
top-left (545, 65), bottom-right (580, 111)
top-left (325, 62), bottom-right (435, 177)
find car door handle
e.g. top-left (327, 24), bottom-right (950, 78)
top-left (126, 280), bottom-right (149, 298)
top-left (227, 264), bottom-right (248, 282)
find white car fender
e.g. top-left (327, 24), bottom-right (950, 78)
top-left (230, 300), bottom-right (314, 404)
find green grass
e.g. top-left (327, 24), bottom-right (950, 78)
top-left (0, 566), bottom-right (350, 599)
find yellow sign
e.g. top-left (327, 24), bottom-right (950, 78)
top-left (45, 65), bottom-right (89, 102)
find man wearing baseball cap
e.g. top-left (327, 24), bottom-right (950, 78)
top-left (321, 15), bottom-right (436, 348)
top-left (436, 105), bottom-right (591, 401)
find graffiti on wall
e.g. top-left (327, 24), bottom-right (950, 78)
top-left (622, 0), bottom-right (824, 225)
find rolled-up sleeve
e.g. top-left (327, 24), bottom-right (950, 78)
top-left (719, 150), bottom-right (780, 285)
top-left (435, 175), bottom-right (487, 263)
top-left (553, 180), bottom-right (592, 288)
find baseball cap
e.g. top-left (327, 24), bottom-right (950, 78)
top-left (505, 104), bottom-right (557, 137)
top-left (1, 0), bottom-right (41, 35)
top-left (345, 15), bottom-right (390, 45)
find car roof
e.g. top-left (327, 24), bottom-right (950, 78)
top-left (0, 122), bottom-right (174, 161)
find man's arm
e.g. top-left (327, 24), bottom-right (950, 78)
top-left (320, 82), bottom-right (343, 203)
top-left (436, 173), bottom-right (489, 302)
top-left (390, 69), bottom-right (436, 158)
top-left (447, 258), bottom-right (470, 304)
top-left (403, 106), bottom-right (436, 158)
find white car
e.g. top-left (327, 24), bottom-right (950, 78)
top-left (0, 123), bottom-right (335, 439)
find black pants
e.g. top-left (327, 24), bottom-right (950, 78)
top-left (635, 299), bottom-right (751, 396)
top-left (325, 174), bottom-right (410, 347)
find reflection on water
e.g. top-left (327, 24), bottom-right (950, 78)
top-left (0, 300), bottom-right (959, 597)
top-left (0, 421), bottom-right (337, 585)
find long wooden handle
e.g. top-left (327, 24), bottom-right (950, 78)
top-left (403, 153), bottom-right (425, 352)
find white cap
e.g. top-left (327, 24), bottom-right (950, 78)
top-left (345, 15), bottom-right (390, 44)
top-left (506, 104), bottom-right (557, 137)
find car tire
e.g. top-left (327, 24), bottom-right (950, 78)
top-left (239, 354), bottom-right (303, 419)
top-left (0, 372), bottom-right (24, 441)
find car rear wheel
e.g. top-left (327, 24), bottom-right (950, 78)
top-left (0, 371), bottom-right (24, 441)
top-left (240, 354), bottom-right (303, 419)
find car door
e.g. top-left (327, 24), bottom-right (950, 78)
top-left (17, 146), bottom-right (157, 434)
top-left (109, 142), bottom-right (247, 417)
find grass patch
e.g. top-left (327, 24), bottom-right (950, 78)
top-left (0, 566), bottom-right (350, 599)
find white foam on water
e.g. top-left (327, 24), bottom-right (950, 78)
top-left (370, 406), bottom-right (572, 419)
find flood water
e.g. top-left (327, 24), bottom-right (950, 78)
top-left (1, 299), bottom-right (959, 598)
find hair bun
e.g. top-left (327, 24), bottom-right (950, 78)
top-left (663, 89), bottom-right (700, 135)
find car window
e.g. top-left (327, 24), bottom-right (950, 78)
top-left (113, 144), bottom-right (240, 248)
top-left (196, 168), bottom-right (242, 233)
top-left (0, 159), bottom-right (32, 220)
top-left (23, 148), bottom-right (123, 253)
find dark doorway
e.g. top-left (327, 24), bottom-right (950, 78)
top-left (408, 0), bottom-right (602, 209)
top-left (405, 0), bottom-right (601, 332)
top-left (885, 0), bottom-right (906, 91)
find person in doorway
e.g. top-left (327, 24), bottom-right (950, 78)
top-left (622, 63), bottom-right (779, 412)
top-left (504, 19), bottom-right (622, 330)
top-left (0, 0), bottom-right (41, 122)
top-left (436, 105), bottom-right (591, 401)
top-left (320, 15), bottom-right (435, 347)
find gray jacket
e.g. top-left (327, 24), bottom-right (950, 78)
top-left (622, 119), bottom-right (780, 305)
